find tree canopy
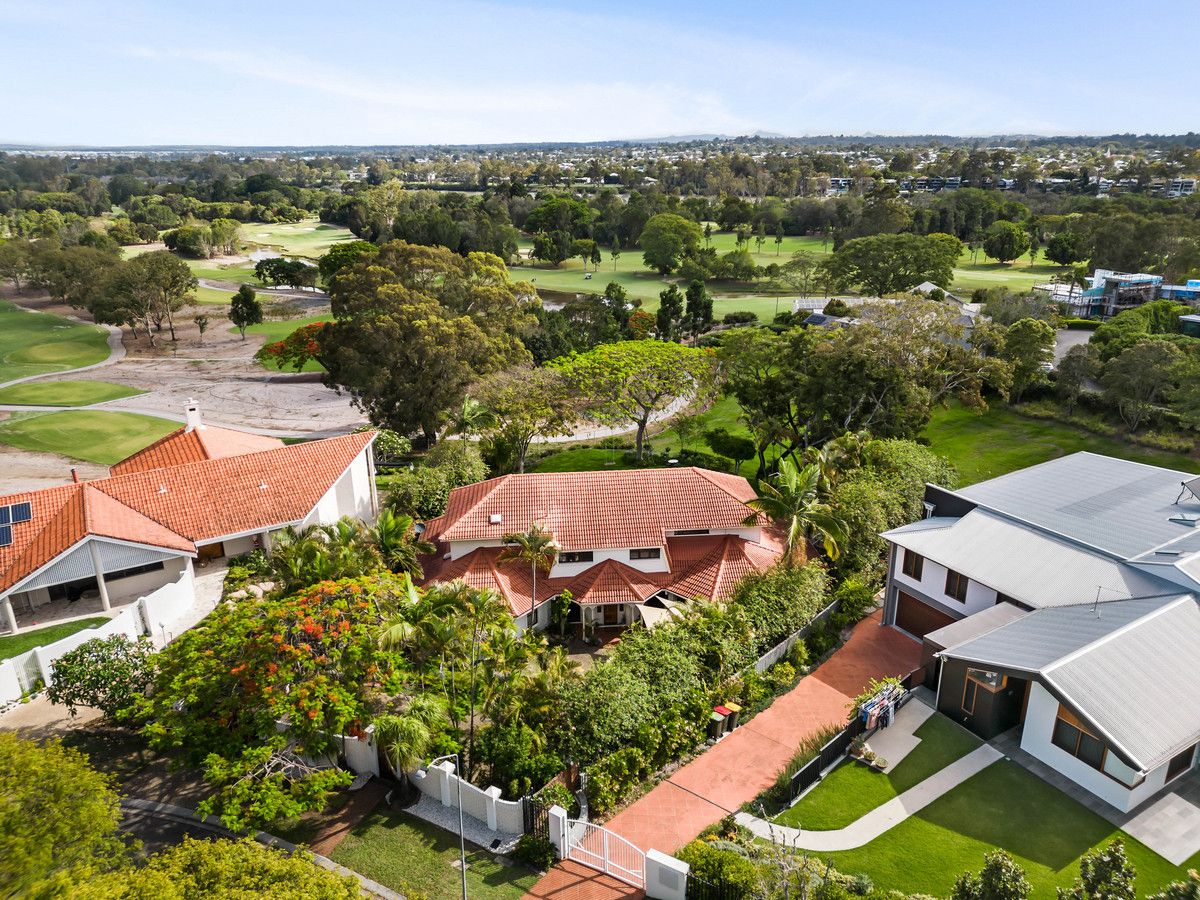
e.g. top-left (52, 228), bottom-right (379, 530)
top-left (820, 232), bottom-right (960, 296)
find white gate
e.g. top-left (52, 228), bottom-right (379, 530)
top-left (564, 819), bottom-right (645, 889)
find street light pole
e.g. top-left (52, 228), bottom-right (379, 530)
top-left (428, 752), bottom-right (468, 900)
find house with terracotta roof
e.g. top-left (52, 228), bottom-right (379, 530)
top-left (0, 404), bottom-right (378, 634)
top-left (420, 468), bottom-right (782, 632)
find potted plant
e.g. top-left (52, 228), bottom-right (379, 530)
top-left (860, 749), bottom-right (877, 766)
top-left (848, 736), bottom-right (865, 758)
top-left (873, 756), bottom-right (888, 771)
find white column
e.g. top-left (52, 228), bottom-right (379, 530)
top-left (1, 596), bottom-right (17, 634)
top-left (87, 541), bottom-right (111, 611)
top-left (436, 759), bottom-right (455, 807)
top-left (260, 529), bottom-right (273, 556)
top-left (548, 805), bottom-right (568, 858)
top-left (484, 785), bottom-right (501, 831)
top-left (645, 849), bottom-right (689, 900)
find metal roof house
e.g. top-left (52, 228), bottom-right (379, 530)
top-left (881, 452), bottom-right (1200, 813)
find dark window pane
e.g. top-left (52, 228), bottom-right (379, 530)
top-left (1052, 719), bottom-right (1081, 754)
top-left (1078, 732), bottom-right (1106, 769)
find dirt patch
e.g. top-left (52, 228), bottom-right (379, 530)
top-left (0, 444), bottom-right (109, 491)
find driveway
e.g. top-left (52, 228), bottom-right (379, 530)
top-left (602, 611), bottom-right (921, 855)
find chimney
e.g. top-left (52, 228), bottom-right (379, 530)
top-left (70, 467), bottom-right (79, 483)
top-left (184, 398), bottom-right (204, 432)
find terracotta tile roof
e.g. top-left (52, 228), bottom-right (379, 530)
top-left (666, 535), bottom-right (781, 602)
top-left (427, 468), bottom-right (762, 551)
top-left (110, 425), bottom-right (284, 476)
top-left (95, 431), bottom-right (375, 543)
top-left (422, 547), bottom-right (562, 616)
top-left (0, 431), bottom-right (375, 597)
top-left (567, 559), bottom-right (664, 606)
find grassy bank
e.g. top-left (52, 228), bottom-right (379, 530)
top-left (0, 617), bottom-right (110, 661)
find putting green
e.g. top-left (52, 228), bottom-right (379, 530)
top-left (0, 380), bottom-right (144, 407)
top-left (0, 301), bottom-right (111, 383)
top-left (0, 410), bottom-right (178, 465)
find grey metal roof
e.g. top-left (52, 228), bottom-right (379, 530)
top-left (941, 594), bottom-right (1200, 771)
top-left (954, 452), bottom-right (1200, 560)
top-left (939, 594), bottom-right (1177, 673)
top-left (1045, 596), bottom-right (1200, 770)
top-left (883, 509), bottom-right (1173, 608)
top-left (923, 601), bottom-right (1029, 651)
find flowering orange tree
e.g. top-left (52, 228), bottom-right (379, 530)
top-left (137, 575), bottom-right (411, 830)
top-left (254, 321), bottom-right (330, 372)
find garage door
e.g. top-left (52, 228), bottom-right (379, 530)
top-left (895, 591), bottom-right (957, 638)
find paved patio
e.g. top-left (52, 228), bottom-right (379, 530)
top-left (992, 728), bottom-right (1200, 865)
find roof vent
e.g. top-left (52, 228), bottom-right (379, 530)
top-left (259, 482), bottom-right (268, 491)
top-left (1168, 513), bottom-right (1199, 527)
top-left (157, 485), bottom-right (167, 495)
top-left (488, 513), bottom-right (502, 525)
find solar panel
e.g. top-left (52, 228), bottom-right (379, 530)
top-left (0, 525), bottom-right (10, 547)
top-left (0, 507), bottom-right (8, 526)
top-left (10, 502), bottom-right (30, 523)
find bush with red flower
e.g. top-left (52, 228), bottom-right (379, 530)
top-left (254, 321), bottom-right (330, 372)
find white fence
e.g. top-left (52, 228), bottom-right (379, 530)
top-left (0, 569), bottom-right (196, 705)
top-left (412, 760), bottom-right (525, 835)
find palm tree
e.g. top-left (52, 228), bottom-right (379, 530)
top-left (373, 693), bottom-right (450, 796)
top-left (448, 397), bottom-right (497, 438)
top-left (371, 508), bottom-right (435, 578)
top-left (497, 525), bottom-right (558, 628)
top-left (743, 458), bottom-right (848, 564)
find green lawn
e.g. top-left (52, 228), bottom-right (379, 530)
top-left (329, 811), bottom-right (539, 900)
top-left (184, 259), bottom-right (262, 284)
top-left (923, 403), bottom-right (1198, 485)
top-left (0, 617), bottom-right (109, 661)
top-left (0, 410), bottom-right (178, 465)
top-left (824, 761), bottom-right (1199, 898)
top-left (0, 380), bottom-right (143, 407)
top-left (194, 285), bottom-right (235, 305)
top-left (240, 315), bottom-right (330, 373)
top-left (776, 713), bottom-right (980, 830)
top-left (240, 220), bottom-right (357, 258)
top-left (0, 300), bottom-right (112, 384)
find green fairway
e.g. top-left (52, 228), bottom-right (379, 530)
top-left (775, 713), bottom-right (980, 830)
top-left (0, 300), bottom-right (112, 384)
top-left (239, 219), bottom-right (356, 258)
top-left (0, 410), bottom-right (178, 465)
top-left (194, 285), bottom-right (234, 305)
top-left (241, 315), bottom-right (330, 372)
top-left (511, 230), bottom-right (1061, 309)
top-left (923, 403), bottom-right (1197, 485)
top-left (330, 811), bottom-right (538, 900)
top-left (0, 617), bottom-right (110, 661)
top-left (0, 380), bottom-right (143, 407)
top-left (824, 761), bottom-right (1198, 898)
top-left (185, 259), bottom-right (262, 284)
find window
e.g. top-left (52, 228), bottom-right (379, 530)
top-left (1167, 744), bottom-right (1197, 782)
top-left (673, 529), bottom-right (710, 536)
top-left (630, 548), bottom-right (661, 560)
top-left (945, 569), bottom-right (969, 602)
top-left (962, 668), bottom-right (1005, 714)
top-left (1052, 707), bottom-right (1108, 773)
top-left (108, 561), bottom-right (166, 582)
top-left (559, 551), bottom-right (594, 564)
top-left (901, 549), bottom-right (923, 580)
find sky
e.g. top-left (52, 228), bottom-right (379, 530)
top-left (3, 0), bottom-right (1198, 147)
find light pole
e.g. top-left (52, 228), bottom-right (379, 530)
top-left (423, 752), bottom-right (468, 900)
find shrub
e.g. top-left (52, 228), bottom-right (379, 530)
top-left (763, 721), bottom-right (844, 806)
top-left (729, 563), bottom-right (830, 653)
top-left (46, 635), bottom-right (156, 719)
top-left (512, 834), bottom-right (556, 871)
top-left (677, 448), bottom-right (733, 471)
top-left (532, 781), bottom-right (575, 814)
top-left (676, 840), bottom-right (760, 893)
top-left (849, 873), bottom-right (874, 896)
top-left (830, 577), bottom-right (878, 631)
top-left (723, 311), bottom-right (759, 325)
top-left (766, 661), bottom-right (797, 693)
top-left (806, 625), bottom-right (838, 660)
top-left (585, 746), bottom-right (650, 815)
top-left (788, 640), bottom-right (810, 670)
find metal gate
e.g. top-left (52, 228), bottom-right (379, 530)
top-left (564, 819), bottom-right (645, 889)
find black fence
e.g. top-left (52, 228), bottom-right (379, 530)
top-left (522, 794), bottom-right (549, 840)
top-left (687, 872), bottom-right (746, 900)
top-left (786, 714), bottom-right (867, 801)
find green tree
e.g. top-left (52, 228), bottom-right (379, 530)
top-left (373, 694), bottom-right (450, 792)
top-left (640, 213), bottom-right (703, 274)
top-left (317, 240), bottom-right (377, 284)
top-left (1045, 230), bottom-right (1085, 266)
top-left (983, 220), bottom-right (1031, 264)
top-left (774, 222), bottom-right (784, 255)
top-left (684, 279), bottom-right (713, 336)
top-left (553, 340), bottom-right (716, 459)
top-left (1002, 317), bottom-right (1056, 402)
top-left (0, 733), bottom-right (129, 897)
top-left (1148, 871), bottom-right (1200, 900)
top-left (0, 239), bottom-right (31, 291)
top-left (657, 284), bottom-right (685, 341)
top-left (743, 457), bottom-right (848, 564)
top-left (46, 634), bottom-right (156, 718)
top-left (704, 427), bottom-right (755, 472)
top-left (471, 365), bottom-right (577, 473)
top-left (610, 236), bottom-right (622, 271)
top-left (821, 233), bottom-right (958, 297)
top-left (1058, 839), bottom-right (1136, 900)
top-left (74, 836), bottom-right (359, 900)
top-left (1100, 339), bottom-right (1182, 431)
top-left (1056, 343), bottom-right (1100, 413)
top-left (192, 312), bottom-right (209, 344)
top-left (782, 249), bottom-right (820, 296)
top-left (531, 229), bottom-right (573, 266)
top-left (498, 524), bottom-right (559, 625)
top-left (952, 850), bottom-right (1032, 900)
top-left (370, 508), bottom-right (435, 578)
top-left (324, 242), bottom-right (534, 441)
top-left (98, 250), bottom-right (195, 344)
top-left (229, 284), bottom-right (263, 339)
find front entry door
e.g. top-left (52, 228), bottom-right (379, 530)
top-left (603, 604), bottom-right (620, 626)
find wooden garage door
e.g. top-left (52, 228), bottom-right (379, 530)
top-left (895, 591), bottom-right (956, 638)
